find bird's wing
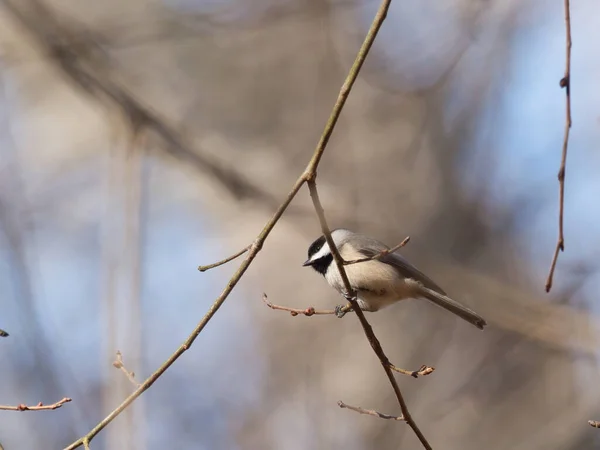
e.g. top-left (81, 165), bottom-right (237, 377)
top-left (356, 245), bottom-right (447, 296)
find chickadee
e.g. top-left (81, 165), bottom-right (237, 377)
top-left (303, 229), bottom-right (486, 330)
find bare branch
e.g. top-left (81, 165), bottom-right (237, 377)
top-left (343, 236), bottom-right (410, 265)
top-left (262, 293), bottom-right (336, 316)
top-left (546, 0), bottom-right (572, 293)
top-left (63, 0), bottom-right (400, 447)
top-left (198, 246), bottom-right (250, 272)
top-left (390, 364), bottom-right (435, 379)
top-left (338, 401), bottom-right (404, 421)
top-left (112, 351), bottom-right (140, 388)
top-left (0, 397), bottom-right (71, 411)
top-left (307, 180), bottom-right (432, 450)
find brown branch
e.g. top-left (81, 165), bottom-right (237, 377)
top-left (112, 351), bottom-right (140, 387)
top-left (308, 181), bottom-right (432, 450)
top-left (198, 246), bottom-right (250, 272)
top-left (0, 397), bottom-right (71, 411)
top-left (343, 236), bottom-right (410, 265)
top-left (338, 401), bottom-right (404, 421)
top-left (62, 0), bottom-right (391, 448)
top-left (390, 364), bottom-right (435, 379)
top-left (262, 293), bottom-right (336, 316)
top-left (308, 182), bottom-right (431, 450)
top-left (589, 420), bottom-right (600, 428)
top-left (545, 0), bottom-right (572, 293)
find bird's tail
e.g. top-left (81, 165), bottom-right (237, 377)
top-left (417, 285), bottom-right (487, 330)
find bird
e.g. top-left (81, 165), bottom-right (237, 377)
top-left (302, 228), bottom-right (486, 330)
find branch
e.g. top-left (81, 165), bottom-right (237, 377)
top-left (307, 180), bottom-right (432, 450)
top-left (112, 351), bottom-right (140, 387)
top-left (64, 172), bottom-right (308, 450)
top-left (338, 401), bottom-right (404, 421)
top-left (0, 397), bottom-right (71, 411)
top-left (63, 0), bottom-right (392, 447)
top-left (390, 364), bottom-right (435, 379)
top-left (298, 4), bottom-right (430, 446)
top-left (545, 0), bottom-right (572, 293)
top-left (262, 293), bottom-right (336, 316)
top-left (343, 236), bottom-right (410, 265)
top-left (198, 245), bottom-right (250, 272)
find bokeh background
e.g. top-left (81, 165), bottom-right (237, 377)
top-left (1, 0), bottom-right (600, 449)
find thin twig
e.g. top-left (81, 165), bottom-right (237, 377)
top-left (308, 182), bottom-right (432, 449)
top-left (545, 0), bottom-right (572, 293)
top-left (390, 364), bottom-right (435, 379)
top-left (198, 246), bottom-right (250, 272)
top-left (589, 420), bottom-right (600, 428)
top-left (338, 401), bottom-right (404, 421)
top-left (63, 0), bottom-right (391, 447)
top-left (0, 397), bottom-right (71, 411)
top-left (344, 236), bottom-right (410, 265)
top-left (112, 351), bottom-right (140, 387)
top-left (262, 293), bottom-right (336, 316)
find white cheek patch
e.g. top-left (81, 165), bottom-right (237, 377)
top-left (310, 241), bottom-right (331, 261)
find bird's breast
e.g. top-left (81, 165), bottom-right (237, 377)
top-left (325, 246), bottom-right (414, 311)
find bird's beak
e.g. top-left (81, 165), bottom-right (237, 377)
top-left (302, 259), bottom-right (313, 267)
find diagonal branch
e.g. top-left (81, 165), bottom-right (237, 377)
top-left (545, 0), bottom-right (572, 293)
top-left (198, 246), bottom-right (250, 272)
top-left (62, 0), bottom-right (395, 448)
top-left (307, 180), bottom-right (432, 450)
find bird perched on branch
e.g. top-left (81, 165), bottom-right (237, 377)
top-left (303, 228), bottom-right (486, 330)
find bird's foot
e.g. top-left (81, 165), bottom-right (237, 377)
top-left (335, 303), bottom-right (353, 318)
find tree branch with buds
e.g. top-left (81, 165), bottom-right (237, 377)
top-left (545, 0), bottom-right (572, 293)
top-left (0, 397), bottom-right (71, 411)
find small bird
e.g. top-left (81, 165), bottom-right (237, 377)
top-left (303, 229), bottom-right (486, 330)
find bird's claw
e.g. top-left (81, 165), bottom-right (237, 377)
top-left (335, 303), bottom-right (353, 318)
top-left (335, 304), bottom-right (347, 318)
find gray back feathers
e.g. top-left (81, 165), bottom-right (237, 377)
top-left (335, 229), bottom-right (447, 296)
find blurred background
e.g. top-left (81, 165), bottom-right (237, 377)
top-left (1, 0), bottom-right (600, 449)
